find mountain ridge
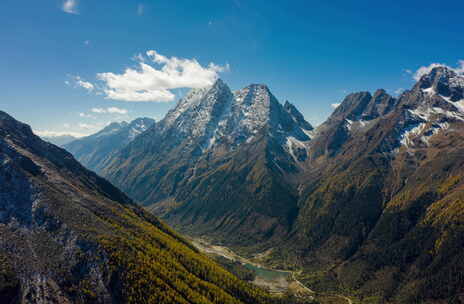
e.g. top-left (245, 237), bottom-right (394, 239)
top-left (64, 67), bottom-right (464, 303)
top-left (0, 110), bottom-right (294, 304)
top-left (281, 65), bottom-right (464, 303)
top-left (64, 117), bottom-right (155, 173)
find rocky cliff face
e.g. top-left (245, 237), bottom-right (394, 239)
top-left (0, 111), bottom-right (282, 304)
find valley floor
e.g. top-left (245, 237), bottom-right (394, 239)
top-left (191, 238), bottom-right (354, 304)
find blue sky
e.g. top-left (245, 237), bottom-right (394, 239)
top-left (1, 0), bottom-right (464, 136)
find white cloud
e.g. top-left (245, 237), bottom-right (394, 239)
top-left (90, 108), bottom-right (105, 114)
top-left (62, 0), bottom-right (78, 14)
top-left (93, 50), bottom-right (228, 102)
top-left (69, 75), bottom-right (94, 91)
top-left (91, 107), bottom-right (128, 114)
top-left (137, 4), bottom-right (144, 15)
top-left (77, 121), bottom-right (114, 133)
top-left (413, 61), bottom-right (464, 81)
top-left (34, 130), bottom-right (87, 138)
top-left (331, 103), bottom-right (341, 109)
top-left (79, 112), bottom-right (95, 118)
top-left (35, 119), bottom-right (117, 139)
top-left (76, 78), bottom-right (94, 91)
top-left (78, 123), bottom-right (94, 129)
top-left (77, 122), bottom-right (107, 130)
top-left (394, 88), bottom-right (405, 95)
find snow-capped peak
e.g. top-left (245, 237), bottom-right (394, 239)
top-left (128, 118), bottom-right (155, 140)
top-left (417, 66), bottom-right (464, 102)
top-left (396, 66), bottom-right (464, 150)
top-left (153, 79), bottom-right (313, 161)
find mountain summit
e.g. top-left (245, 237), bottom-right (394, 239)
top-left (139, 79), bottom-right (313, 157)
top-left (99, 79), bottom-right (312, 245)
top-left (65, 70), bottom-right (464, 303)
top-left (285, 66), bottom-right (464, 303)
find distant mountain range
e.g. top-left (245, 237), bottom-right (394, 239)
top-left (64, 117), bottom-right (155, 172)
top-left (63, 66), bottom-right (464, 303)
top-left (0, 111), bottom-right (292, 304)
top-left (40, 134), bottom-right (77, 146)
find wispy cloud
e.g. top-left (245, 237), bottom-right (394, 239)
top-left (62, 0), bottom-right (79, 14)
top-left (78, 121), bottom-right (119, 133)
top-left (394, 88), bottom-right (405, 95)
top-left (34, 130), bottom-right (87, 138)
top-left (76, 50), bottom-right (229, 102)
top-left (67, 76), bottom-right (94, 92)
top-left (35, 120), bottom-right (119, 139)
top-left (79, 112), bottom-right (95, 119)
top-left (91, 107), bottom-right (128, 114)
top-left (76, 79), bottom-right (94, 91)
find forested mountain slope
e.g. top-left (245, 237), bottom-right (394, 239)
top-left (0, 110), bottom-right (294, 304)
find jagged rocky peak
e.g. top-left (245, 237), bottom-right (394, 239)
top-left (159, 78), bottom-right (233, 136)
top-left (228, 84), bottom-right (313, 146)
top-left (231, 84), bottom-right (277, 133)
top-left (231, 84), bottom-right (311, 135)
top-left (331, 91), bottom-right (372, 120)
top-left (407, 67), bottom-right (464, 123)
top-left (415, 66), bottom-right (464, 100)
top-left (154, 79), bottom-right (312, 152)
top-left (331, 90), bottom-right (397, 122)
top-left (362, 89), bottom-right (397, 119)
top-left (403, 66), bottom-right (464, 117)
top-left (390, 66), bottom-right (464, 150)
top-left (284, 100), bottom-right (314, 131)
top-left (234, 83), bottom-right (273, 107)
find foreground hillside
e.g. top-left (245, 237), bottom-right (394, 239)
top-left (0, 110), bottom-right (302, 304)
